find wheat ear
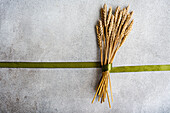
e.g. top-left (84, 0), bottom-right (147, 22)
top-left (121, 11), bottom-right (134, 36)
top-left (108, 14), bottom-right (114, 63)
top-left (100, 8), bottom-right (106, 49)
top-left (115, 9), bottom-right (122, 34)
top-left (107, 7), bottom-right (112, 26)
top-left (110, 6), bottom-right (120, 43)
top-left (108, 15), bottom-right (114, 37)
top-left (119, 19), bottom-right (134, 47)
top-left (103, 4), bottom-right (108, 64)
top-left (100, 8), bottom-right (104, 25)
top-left (96, 25), bottom-right (103, 66)
top-left (103, 4), bottom-right (109, 65)
top-left (124, 19), bottom-right (134, 36)
top-left (96, 25), bottom-right (102, 47)
top-left (115, 10), bottom-right (123, 42)
top-left (103, 4), bottom-right (107, 27)
top-left (114, 6), bottom-right (120, 26)
top-left (125, 5), bottom-right (129, 14)
top-left (117, 7), bottom-right (128, 36)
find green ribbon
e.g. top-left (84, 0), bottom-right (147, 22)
top-left (0, 62), bottom-right (100, 68)
top-left (0, 62), bottom-right (170, 73)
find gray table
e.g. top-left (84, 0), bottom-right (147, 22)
top-left (0, 0), bottom-right (170, 112)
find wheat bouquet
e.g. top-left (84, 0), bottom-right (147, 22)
top-left (92, 4), bottom-right (134, 108)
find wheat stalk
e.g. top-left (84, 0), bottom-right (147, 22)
top-left (96, 24), bottom-right (103, 66)
top-left (100, 8), bottom-right (106, 48)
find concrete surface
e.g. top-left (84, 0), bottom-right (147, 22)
top-left (0, 0), bottom-right (170, 113)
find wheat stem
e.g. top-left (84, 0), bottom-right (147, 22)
top-left (92, 75), bottom-right (104, 103)
top-left (100, 48), bottom-right (103, 66)
top-left (106, 90), bottom-right (111, 108)
top-left (108, 15), bottom-right (114, 62)
top-left (108, 73), bottom-right (113, 102)
top-left (104, 29), bottom-right (109, 65)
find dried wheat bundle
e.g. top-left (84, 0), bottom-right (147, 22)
top-left (92, 4), bottom-right (134, 108)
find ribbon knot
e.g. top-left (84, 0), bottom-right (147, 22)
top-left (102, 64), bottom-right (112, 72)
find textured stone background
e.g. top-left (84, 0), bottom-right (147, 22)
top-left (0, 0), bottom-right (170, 113)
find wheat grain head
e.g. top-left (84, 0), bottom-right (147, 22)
top-left (115, 10), bottom-right (123, 33)
top-left (107, 7), bottom-right (112, 26)
top-left (103, 4), bottom-right (107, 27)
top-left (100, 8), bottom-right (104, 26)
top-left (124, 19), bottom-right (134, 36)
top-left (99, 20), bottom-right (104, 36)
top-left (96, 25), bottom-right (102, 48)
top-left (126, 5), bottom-right (129, 13)
top-left (108, 15), bottom-right (114, 37)
top-left (114, 6), bottom-right (120, 24)
top-left (121, 11), bottom-right (133, 36)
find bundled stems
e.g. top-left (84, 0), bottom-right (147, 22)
top-left (93, 4), bottom-right (134, 108)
